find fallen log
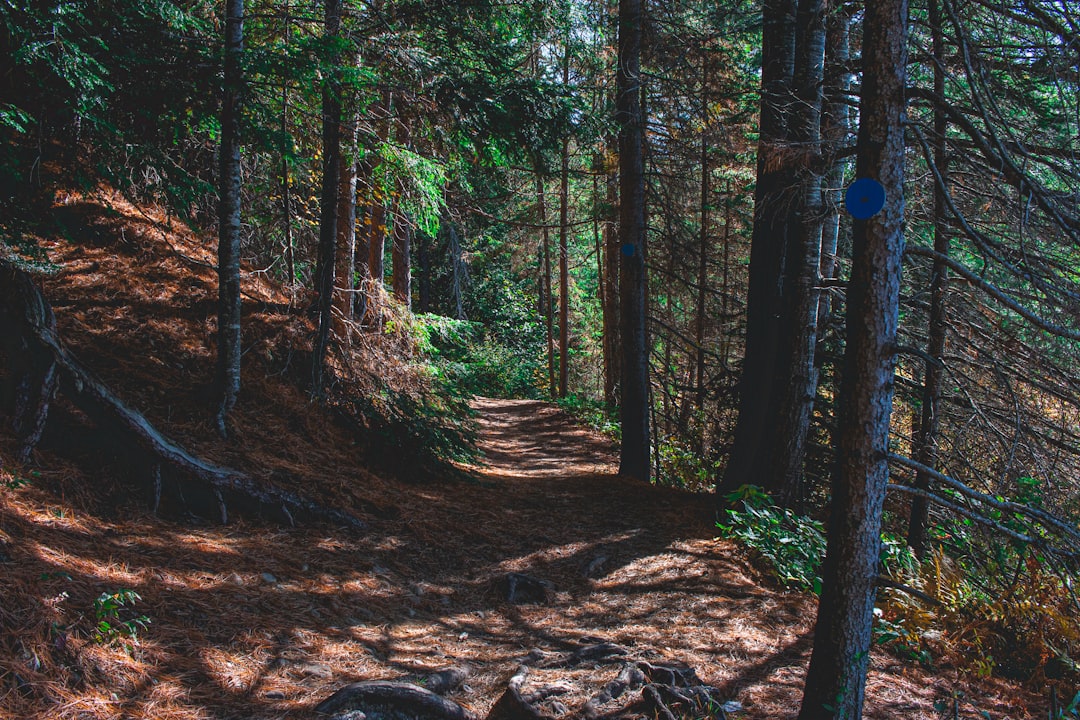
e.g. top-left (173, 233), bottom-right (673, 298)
top-left (0, 259), bottom-right (363, 529)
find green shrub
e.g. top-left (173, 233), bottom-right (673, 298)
top-left (91, 589), bottom-right (150, 647)
top-left (556, 393), bottom-right (619, 438)
top-left (656, 437), bottom-right (720, 491)
top-left (416, 313), bottom-right (543, 399)
top-left (716, 486), bottom-right (827, 593)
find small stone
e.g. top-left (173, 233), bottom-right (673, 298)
top-left (550, 701), bottom-right (569, 715)
top-left (227, 572), bottom-right (244, 585)
top-left (261, 572), bottom-right (278, 584)
top-left (265, 690), bottom-right (286, 699)
top-left (721, 700), bottom-right (743, 713)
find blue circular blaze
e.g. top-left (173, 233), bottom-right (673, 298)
top-left (621, 243), bottom-right (636, 257)
top-left (845, 178), bottom-right (887, 219)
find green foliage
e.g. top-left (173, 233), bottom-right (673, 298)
top-left (1055, 691), bottom-right (1080, 719)
top-left (417, 313), bottom-right (541, 399)
top-left (556, 394), bottom-right (619, 439)
top-left (655, 437), bottom-right (720, 491)
top-left (3, 470), bottom-right (37, 490)
top-left (379, 143), bottom-right (447, 237)
top-left (716, 486), bottom-right (827, 593)
top-left (91, 589), bottom-right (150, 647)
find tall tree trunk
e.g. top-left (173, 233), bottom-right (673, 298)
top-left (770, 0), bottom-right (827, 507)
top-left (391, 198), bottom-right (412, 308)
top-left (443, 215), bottom-right (466, 321)
top-left (280, 0), bottom-right (294, 298)
top-left (907, 0), bottom-right (949, 559)
top-left (215, 0), bottom-right (244, 438)
top-left (617, 0), bottom-right (649, 481)
top-left (354, 152), bottom-right (373, 324)
top-left (797, 0), bottom-right (909, 716)
top-left (367, 88), bottom-right (392, 323)
top-left (558, 40), bottom-right (571, 399)
top-left (693, 55), bottom-right (713, 422)
top-left (417, 230), bottom-right (431, 314)
top-left (716, 0), bottom-right (796, 499)
top-left (311, 0), bottom-right (342, 398)
top-left (818, 1), bottom-right (851, 327)
top-left (558, 153), bottom-right (571, 398)
top-left (333, 89), bottom-right (359, 340)
top-left (536, 174), bottom-right (556, 399)
top-left (602, 143), bottom-right (620, 410)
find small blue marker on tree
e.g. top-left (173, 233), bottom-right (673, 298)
top-left (844, 178), bottom-right (886, 219)
top-left (621, 243), bottom-right (636, 257)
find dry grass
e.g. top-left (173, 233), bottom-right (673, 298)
top-left (0, 187), bottom-right (1051, 719)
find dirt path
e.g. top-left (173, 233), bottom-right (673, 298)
top-left (1, 396), bottom-right (1040, 720)
top-left (470, 398), bottom-right (618, 478)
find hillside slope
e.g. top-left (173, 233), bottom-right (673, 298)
top-left (0, 189), bottom-right (1045, 718)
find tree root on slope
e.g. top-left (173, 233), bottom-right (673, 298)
top-left (0, 259), bottom-right (363, 529)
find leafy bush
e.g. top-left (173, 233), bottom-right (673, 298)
top-left (91, 589), bottom-right (150, 647)
top-left (656, 437), bottom-right (720, 491)
top-left (716, 486), bottom-right (827, 593)
top-left (556, 393), bottom-right (619, 438)
top-left (416, 313), bottom-right (542, 399)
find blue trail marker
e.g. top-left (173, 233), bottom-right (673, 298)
top-left (621, 243), bottom-right (636, 257)
top-left (845, 178), bottom-right (886, 219)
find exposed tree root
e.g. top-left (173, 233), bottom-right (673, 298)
top-left (315, 680), bottom-right (478, 719)
top-left (0, 259), bottom-right (363, 529)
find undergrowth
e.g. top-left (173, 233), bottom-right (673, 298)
top-left (717, 484), bottom-right (1080, 692)
top-left (556, 394), bottom-right (619, 439)
top-left (416, 313), bottom-right (542, 399)
top-left (716, 485), bottom-right (826, 593)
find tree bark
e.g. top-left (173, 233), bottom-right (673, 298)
top-left (818, 1), bottom-right (851, 327)
top-left (333, 88), bottom-right (360, 340)
top-left (558, 43), bottom-right (571, 399)
top-left (907, 0), bottom-right (949, 559)
top-left (310, 0), bottom-right (342, 399)
top-left (280, 0), bottom-right (295, 298)
top-left (417, 229), bottom-right (431, 313)
top-left (602, 144), bottom-right (620, 410)
top-left (214, 0), bottom-right (244, 438)
top-left (536, 173), bottom-right (556, 399)
top-left (391, 198), bottom-right (412, 308)
top-left (354, 152), bottom-right (373, 324)
top-left (557, 136), bottom-right (574, 399)
top-left (716, 0), bottom-right (796, 500)
top-left (617, 0), bottom-right (649, 481)
top-left (368, 89), bottom-right (392, 287)
top-left (770, 0), bottom-right (827, 508)
top-left (798, 0), bottom-right (909, 716)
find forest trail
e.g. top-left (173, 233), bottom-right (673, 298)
top-left (0, 192), bottom-right (1041, 718)
top-left (470, 397), bottom-right (617, 479)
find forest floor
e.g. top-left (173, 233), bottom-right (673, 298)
top-left (0, 186), bottom-right (1048, 719)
